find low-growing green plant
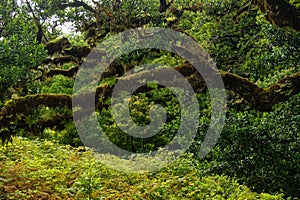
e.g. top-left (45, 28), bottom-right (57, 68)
top-left (0, 137), bottom-right (284, 199)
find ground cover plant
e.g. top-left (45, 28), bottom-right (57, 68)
top-left (0, 137), bottom-right (284, 199)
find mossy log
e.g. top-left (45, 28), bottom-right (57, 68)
top-left (0, 94), bottom-right (72, 143)
top-left (222, 71), bottom-right (300, 111)
top-left (20, 114), bottom-right (73, 135)
top-left (0, 114), bottom-right (72, 141)
top-left (117, 64), bottom-right (300, 111)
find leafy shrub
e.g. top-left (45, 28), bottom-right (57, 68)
top-left (205, 93), bottom-right (300, 198)
top-left (0, 17), bottom-right (46, 104)
top-left (98, 87), bottom-right (181, 153)
top-left (42, 122), bottom-right (83, 147)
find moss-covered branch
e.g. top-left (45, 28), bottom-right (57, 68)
top-left (0, 94), bottom-right (71, 117)
top-left (114, 64), bottom-right (300, 111)
top-left (222, 71), bottom-right (300, 110)
top-left (43, 56), bottom-right (77, 66)
top-left (2, 66), bottom-right (300, 118)
top-left (0, 94), bottom-right (72, 144)
top-left (1, 65), bottom-right (299, 143)
top-left (43, 66), bottom-right (79, 79)
top-left (63, 46), bottom-right (91, 61)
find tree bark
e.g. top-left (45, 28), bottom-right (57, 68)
top-left (253, 0), bottom-right (300, 31)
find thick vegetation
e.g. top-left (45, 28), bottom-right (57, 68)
top-left (0, 137), bottom-right (283, 199)
top-left (0, 0), bottom-right (299, 199)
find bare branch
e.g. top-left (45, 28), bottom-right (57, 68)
top-left (25, 0), bottom-right (48, 43)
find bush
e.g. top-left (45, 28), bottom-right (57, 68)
top-left (98, 87), bottom-right (182, 153)
top-left (206, 93), bottom-right (300, 198)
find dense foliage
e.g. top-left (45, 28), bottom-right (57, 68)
top-left (0, 0), bottom-right (299, 198)
top-left (207, 93), bottom-right (300, 197)
top-left (0, 137), bottom-right (284, 199)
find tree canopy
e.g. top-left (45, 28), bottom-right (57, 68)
top-left (1, 0), bottom-right (299, 135)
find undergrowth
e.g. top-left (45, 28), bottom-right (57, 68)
top-left (0, 137), bottom-right (283, 199)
